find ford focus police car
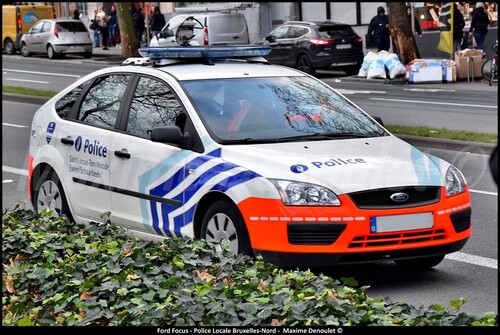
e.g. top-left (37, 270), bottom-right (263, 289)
top-left (28, 45), bottom-right (471, 268)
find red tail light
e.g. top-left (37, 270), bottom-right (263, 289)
top-left (308, 38), bottom-right (333, 46)
top-left (17, 13), bottom-right (22, 32)
top-left (54, 24), bottom-right (59, 38)
top-left (354, 36), bottom-right (363, 44)
top-left (203, 27), bottom-right (208, 45)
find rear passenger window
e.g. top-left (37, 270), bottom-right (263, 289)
top-left (78, 75), bottom-right (131, 129)
top-left (127, 76), bottom-right (183, 138)
top-left (54, 79), bottom-right (91, 119)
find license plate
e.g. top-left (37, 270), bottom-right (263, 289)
top-left (69, 46), bottom-right (82, 50)
top-left (370, 212), bottom-right (434, 233)
top-left (336, 44), bottom-right (351, 49)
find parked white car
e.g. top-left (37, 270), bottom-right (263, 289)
top-left (20, 18), bottom-right (92, 59)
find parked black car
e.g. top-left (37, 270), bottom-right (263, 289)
top-left (255, 21), bottom-right (364, 76)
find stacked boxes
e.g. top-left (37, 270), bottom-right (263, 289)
top-left (455, 49), bottom-right (483, 80)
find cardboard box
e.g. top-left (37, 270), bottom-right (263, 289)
top-left (408, 59), bottom-right (455, 84)
top-left (455, 50), bottom-right (483, 79)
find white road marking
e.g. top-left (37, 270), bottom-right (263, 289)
top-left (2, 122), bottom-right (29, 128)
top-left (3, 166), bottom-right (28, 176)
top-left (5, 78), bottom-right (49, 84)
top-left (404, 88), bottom-right (457, 92)
top-left (445, 252), bottom-right (498, 270)
top-left (370, 97), bottom-right (496, 109)
top-left (470, 189), bottom-right (498, 196)
top-left (3, 68), bottom-right (81, 78)
top-left (335, 89), bottom-right (387, 95)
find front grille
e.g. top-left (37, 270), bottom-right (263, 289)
top-left (348, 186), bottom-right (441, 209)
top-left (288, 222), bottom-right (346, 245)
top-left (450, 208), bottom-right (472, 233)
top-left (348, 229), bottom-right (446, 248)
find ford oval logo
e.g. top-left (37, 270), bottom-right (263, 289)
top-left (390, 192), bottom-right (409, 203)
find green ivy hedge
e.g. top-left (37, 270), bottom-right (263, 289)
top-left (2, 208), bottom-right (497, 326)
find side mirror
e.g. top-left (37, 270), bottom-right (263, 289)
top-left (150, 126), bottom-right (184, 145)
top-left (265, 35), bottom-right (276, 42)
top-left (373, 116), bottom-right (384, 127)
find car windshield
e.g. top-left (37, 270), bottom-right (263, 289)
top-left (182, 76), bottom-right (386, 144)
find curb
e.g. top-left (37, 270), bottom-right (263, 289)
top-left (3, 93), bottom-right (496, 154)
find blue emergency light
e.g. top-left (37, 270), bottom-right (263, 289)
top-left (138, 45), bottom-right (272, 59)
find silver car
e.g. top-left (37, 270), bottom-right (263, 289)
top-left (20, 19), bottom-right (93, 59)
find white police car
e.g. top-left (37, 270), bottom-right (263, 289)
top-left (29, 46), bottom-right (471, 268)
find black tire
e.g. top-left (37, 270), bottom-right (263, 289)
top-left (200, 200), bottom-right (252, 257)
top-left (4, 39), bottom-right (15, 55)
top-left (33, 170), bottom-right (73, 222)
top-left (481, 58), bottom-right (493, 82)
top-left (47, 45), bottom-right (57, 59)
top-left (297, 54), bottom-right (316, 75)
top-left (83, 52), bottom-right (92, 59)
top-left (394, 254), bottom-right (445, 269)
top-left (489, 57), bottom-right (497, 86)
top-left (344, 65), bottom-right (360, 76)
top-left (20, 43), bottom-right (31, 57)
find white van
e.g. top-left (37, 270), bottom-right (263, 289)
top-left (150, 12), bottom-right (249, 47)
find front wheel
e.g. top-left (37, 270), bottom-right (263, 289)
top-left (481, 57), bottom-right (493, 82)
top-left (200, 200), bottom-right (252, 257)
top-left (21, 43), bottom-right (31, 57)
top-left (394, 254), bottom-right (445, 269)
top-left (296, 54), bottom-right (316, 75)
top-left (33, 170), bottom-right (73, 221)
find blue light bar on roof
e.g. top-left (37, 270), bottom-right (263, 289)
top-left (138, 45), bottom-right (272, 59)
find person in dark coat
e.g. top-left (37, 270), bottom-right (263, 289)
top-left (453, 3), bottom-right (466, 51)
top-left (406, 6), bottom-right (422, 37)
top-left (72, 9), bottom-right (81, 20)
top-left (469, 2), bottom-right (490, 52)
top-left (151, 6), bottom-right (166, 38)
top-left (131, 5), bottom-right (145, 48)
top-left (368, 6), bottom-right (391, 52)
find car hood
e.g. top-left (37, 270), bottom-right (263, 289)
top-left (220, 135), bottom-right (448, 195)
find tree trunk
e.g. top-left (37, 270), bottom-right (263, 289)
top-left (386, 2), bottom-right (420, 65)
top-left (116, 3), bottom-right (140, 58)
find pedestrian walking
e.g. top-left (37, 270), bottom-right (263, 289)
top-left (469, 2), bottom-right (490, 53)
top-left (107, 4), bottom-right (117, 47)
top-left (96, 6), bottom-right (109, 50)
top-left (453, 3), bottom-right (466, 51)
top-left (406, 6), bottom-right (422, 37)
top-left (368, 6), bottom-right (391, 52)
top-left (131, 5), bottom-right (145, 49)
top-left (150, 6), bottom-right (166, 38)
top-left (72, 8), bottom-right (81, 20)
top-left (91, 10), bottom-right (100, 47)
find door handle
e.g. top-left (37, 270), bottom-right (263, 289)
top-left (114, 149), bottom-right (131, 159)
top-left (61, 136), bottom-right (74, 145)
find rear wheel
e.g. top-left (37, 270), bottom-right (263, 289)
top-left (33, 170), bottom-right (73, 221)
top-left (21, 43), bottom-right (31, 57)
top-left (4, 39), bottom-right (15, 55)
top-left (83, 52), bottom-right (92, 59)
top-left (47, 45), bottom-right (57, 59)
top-left (344, 65), bottom-right (360, 76)
top-left (394, 254), bottom-right (445, 269)
top-left (297, 54), bottom-right (316, 75)
top-left (200, 200), bottom-right (252, 256)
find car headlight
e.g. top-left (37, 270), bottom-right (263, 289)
top-left (269, 179), bottom-right (341, 206)
top-left (445, 165), bottom-right (467, 196)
